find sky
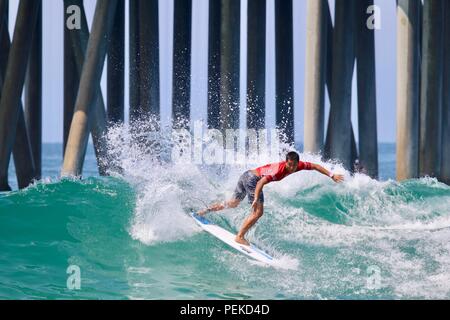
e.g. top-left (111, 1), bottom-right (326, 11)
top-left (7, 0), bottom-right (397, 144)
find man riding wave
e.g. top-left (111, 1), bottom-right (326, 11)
top-left (198, 151), bottom-right (344, 246)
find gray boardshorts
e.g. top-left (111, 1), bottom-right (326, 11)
top-left (232, 170), bottom-right (264, 204)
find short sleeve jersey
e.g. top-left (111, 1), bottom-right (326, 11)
top-left (254, 161), bottom-right (313, 183)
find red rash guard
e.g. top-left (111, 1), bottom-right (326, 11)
top-left (254, 161), bottom-right (313, 183)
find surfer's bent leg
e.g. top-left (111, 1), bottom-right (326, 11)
top-left (235, 202), bottom-right (264, 246)
top-left (197, 172), bottom-right (249, 216)
top-left (235, 172), bottom-right (264, 245)
top-left (198, 198), bottom-right (240, 216)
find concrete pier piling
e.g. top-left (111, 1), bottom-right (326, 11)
top-left (323, 0), bottom-right (358, 170)
top-left (64, 0), bottom-right (110, 176)
top-left (355, 0), bottom-right (378, 178)
top-left (25, 1), bottom-right (42, 180)
top-left (0, 0), bottom-right (447, 189)
top-left (219, 0), bottom-right (240, 132)
top-left (304, 0), bottom-right (327, 154)
top-left (0, 0), bottom-right (10, 191)
top-left (275, 0), bottom-right (294, 144)
top-left (107, 0), bottom-right (124, 124)
top-left (325, 2), bottom-right (333, 99)
top-left (0, 0), bottom-right (39, 191)
top-left (247, 0), bottom-right (266, 132)
top-left (0, 0), bottom-right (5, 39)
top-left (64, 1), bottom-right (78, 155)
top-left (12, 110), bottom-right (36, 189)
top-left (172, 0), bottom-right (192, 129)
top-left (324, 0), bottom-right (355, 170)
top-left (61, 0), bottom-right (118, 177)
top-left (419, 0), bottom-right (444, 178)
top-left (396, 0), bottom-right (421, 181)
top-left (129, 0), bottom-right (160, 123)
top-left (207, 0), bottom-right (221, 130)
top-left (1, 1), bottom-right (37, 190)
top-left (207, 0), bottom-right (240, 133)
top-left (441, 1), bottom-right (450, 185)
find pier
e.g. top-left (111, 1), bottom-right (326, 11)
top-left (0, 0), bottom-right (449, 190)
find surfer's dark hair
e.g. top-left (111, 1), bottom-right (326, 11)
top-left (286, 151), bottom-right (300, 162)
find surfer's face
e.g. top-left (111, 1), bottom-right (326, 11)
top-left (286, 160), bottom-right (298, 173)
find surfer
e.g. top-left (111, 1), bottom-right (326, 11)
top-left (198, 151), bottom-right (344, 246)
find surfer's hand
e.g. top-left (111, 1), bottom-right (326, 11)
top-left (332, 174), bottom-right (344, 183)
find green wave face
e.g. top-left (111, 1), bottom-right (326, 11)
top-left (1, 171), bottom-right (450, 300)
top-left (0, 178), bottom-right (136, 299)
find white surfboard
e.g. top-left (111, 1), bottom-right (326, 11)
top-left (190, 212), bottom-right (280, 266)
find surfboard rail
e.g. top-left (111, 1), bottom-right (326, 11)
top-left (190, 212), bottom-right (279, 266)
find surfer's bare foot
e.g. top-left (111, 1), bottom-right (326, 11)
top-left (235, 235), bottom-right (250, 246)
top-left (197, 208), bottom-right (209, 216)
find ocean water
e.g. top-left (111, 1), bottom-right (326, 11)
top-left (1, 129), bottom-right (450, 299)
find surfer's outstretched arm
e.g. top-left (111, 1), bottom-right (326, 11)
top-left (311, 163), bottom-right (344, 183)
